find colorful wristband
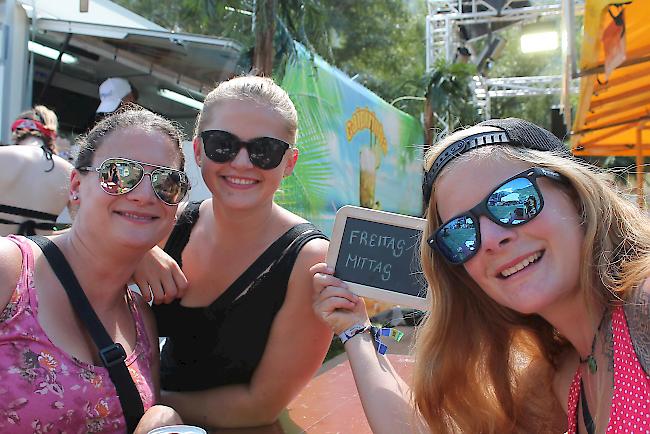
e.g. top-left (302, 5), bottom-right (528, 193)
top-left (370, 326), bottom-right (405, 355)
top-left (338, 323), bottom-right (405, 355)
top-left (338, 323), bottom-right (371, 345)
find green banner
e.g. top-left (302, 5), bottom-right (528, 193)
top-left (278, 43), bottom-right (424, 235)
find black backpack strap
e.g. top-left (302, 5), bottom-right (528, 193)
top-left (29, 236), bottom-right (144, 432)
top-left (163, 201), bottom-right (203, 267)
top-left (218, 223), bottom-right (327, 307)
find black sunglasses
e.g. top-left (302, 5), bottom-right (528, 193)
top-left (428, 167), bottom-right (566, 264)
top-left (78, 157), bottom-right (189, 206)
top-left (200, 129), bottom-right (292, 170)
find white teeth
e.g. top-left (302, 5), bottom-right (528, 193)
top-left (501, 252), bottom-right (541, 277)
top-left (121, 212), bottom-right (152, 221)
top-left (226, 177), bottom-right (256, 185)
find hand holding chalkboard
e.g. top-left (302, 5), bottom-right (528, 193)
top-left (326, 206), bottom-right (429, 310)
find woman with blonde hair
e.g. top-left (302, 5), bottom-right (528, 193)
top-left (313, 118), bottom-right (649, 433)
top-left (133, 75), bottom-right (332, 428)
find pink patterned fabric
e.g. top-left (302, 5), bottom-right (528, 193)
top-left (566, 305), bottom-right (650, 433)
top-left (0, 235), bottom-right (155, 433)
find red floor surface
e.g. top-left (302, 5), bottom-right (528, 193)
top-left (209, 354), bottom-right (415, 434)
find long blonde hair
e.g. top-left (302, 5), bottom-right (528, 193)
top-left (412, 125), bottom-right (650, 433)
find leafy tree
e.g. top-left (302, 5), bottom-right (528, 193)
top-left (424, 59), bottom-right (479, 144)
top-left (114, 0), bottom-right (426, 117)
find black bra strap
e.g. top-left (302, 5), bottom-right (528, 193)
top-left (579, 378), bottom-right (596, 434)
top-left (28, 236), bottom-right (144, 432)
top-left (0, 204), bottom-right (58, 221)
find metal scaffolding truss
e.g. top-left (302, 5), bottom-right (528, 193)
top-left (473, 75), bottom-right (580, 118)
top-left (426, 0), bottom-right (584, 121)
top-left (426, 0), bottom-right (576, 70)
top-left (486, 75), bottom-right (577, 97)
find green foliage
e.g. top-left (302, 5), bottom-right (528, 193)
top-left (313, 1), bottom-right (426, 118)
top-left (425, 59), bottom-right (480, 134)
top-left (114, 0), bottom-right (426, 118)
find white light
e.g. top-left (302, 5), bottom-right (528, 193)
top-left (225, 6), bottom-right (253, 15)
top-left (158, 89), bottom-right (204, 110)
top-left (520, 31), bottom-right (559, 53)
top-left (28, 41), bottom-right (77, 64)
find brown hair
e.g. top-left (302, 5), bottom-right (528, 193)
top-left (194, 75), bottom-right (298, 143)
top-left (75, 105), bottom-right (186, 170)
top-left (412, 125), bottom-right (650, 432)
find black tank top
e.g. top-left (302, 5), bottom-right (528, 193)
top-left (153, 201), bottom-right (328, 391)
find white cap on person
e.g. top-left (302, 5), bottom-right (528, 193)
top-left (96, 78), bottom-right (132, 114)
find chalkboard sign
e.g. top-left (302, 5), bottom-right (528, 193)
top-left (327, 206), bottom-right (429, 310)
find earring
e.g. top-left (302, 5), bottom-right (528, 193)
top-left (71, 194), bottom-right (79, 201)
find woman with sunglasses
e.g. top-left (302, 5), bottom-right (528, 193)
top-left (0, 108), bottom-right (191, 432)
top-left (313, 118), bottom-right (649, 433)
top-left (133, 76), bottom-right (331, 427)
top-left (0, 106), bottom-right (73, 236)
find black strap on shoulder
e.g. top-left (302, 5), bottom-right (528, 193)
top-left (28, 236), bottom-right (144, 432)
top-left (218, 223), bottom-right (326, 307)
top-left (163, 201), bottom-right (202, 267)
top-left (579, 378), bottom-right (596, 434)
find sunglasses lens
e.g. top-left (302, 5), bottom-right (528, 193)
top-left (248, 138), bottom-right (289, 170)
top-left (435, 215), bottom-right (478, 264)
top-left (99, 160), bottom-right (143, 194)
top-left (151, 169), bottom-right (188, 205)
top-left (486, 178), bottom-right (541, 225)
top-left (203, 131), bottom-right (237, 163)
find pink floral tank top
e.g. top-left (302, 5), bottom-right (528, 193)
top-left (566, 305), bottom-right (650, 433)
top-left (0, 235), bottom-right (155, 433)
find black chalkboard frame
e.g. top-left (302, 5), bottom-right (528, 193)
top-left (326, 205), bottom-right (429, 310)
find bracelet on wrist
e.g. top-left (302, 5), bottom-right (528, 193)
top-left (338, 323), bottom-right (405, 355)
top-left (338, 323), bottom-right (371, 345)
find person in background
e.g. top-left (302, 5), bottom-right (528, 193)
top-left (0, 106), bottom-right (73, 236)
top-left (313, 118), bottom-right (648, 433)
top-left (95, 77), bottom-right (139, 123)
top-left (0, 108), bottom-right (190, 432)
top-left (133, 75), bottom-right (332, 428)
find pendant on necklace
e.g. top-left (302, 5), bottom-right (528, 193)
top-left (586, 355), bottom-right (598, 374)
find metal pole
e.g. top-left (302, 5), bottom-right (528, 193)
top-left (37, 33), bottom-right (71, 103)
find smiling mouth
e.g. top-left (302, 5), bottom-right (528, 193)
top-left (500, 251), bottom-right (543, 278)
top-left (116, 211), bottom-right (157, 221)
top-left (224, 176), bottom-right (257, 185)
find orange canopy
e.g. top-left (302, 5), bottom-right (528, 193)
top-left (571, 0), bottom-right (650, 157)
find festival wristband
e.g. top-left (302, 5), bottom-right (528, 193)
top-left (338, 323), bottom-right (405, 355)
top-left (338, 323), bottom-right (371, 345)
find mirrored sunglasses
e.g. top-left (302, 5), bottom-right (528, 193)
top-left (200, 129), bottom-right (292, 170)
top-left (78, 158), bottom-right (189, 205)
top-left (428, 167), bottom-right (566, 264)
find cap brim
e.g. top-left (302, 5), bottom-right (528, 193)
top-left (96, 97), bottom-right (121, 114)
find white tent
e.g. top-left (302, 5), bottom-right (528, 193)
top-left (0, 0), bottom-right (243, 139)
